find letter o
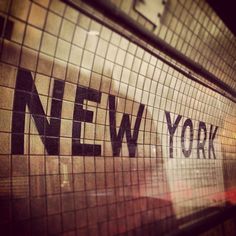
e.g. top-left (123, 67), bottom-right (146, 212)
top-left (181, 118), bottom-right (193, 157)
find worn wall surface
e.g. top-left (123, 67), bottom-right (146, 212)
top-left (0, 0), bottom-right (235, 235)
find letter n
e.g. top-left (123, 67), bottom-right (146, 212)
top-left (11, 68), bottom-right (64, 155)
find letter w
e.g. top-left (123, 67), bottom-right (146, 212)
top-left (11, 69), bottom-right (64, 155)
top-left (109, 95), bottom-right (144, 157)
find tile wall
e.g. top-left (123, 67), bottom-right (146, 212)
top-left (0, 0), bottom-right (235, 235)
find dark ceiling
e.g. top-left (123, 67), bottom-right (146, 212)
top-left (207, 0), bottom-right (236, 37)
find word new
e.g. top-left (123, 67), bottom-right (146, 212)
top-left (11, 69), bottom-right (144, 157)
